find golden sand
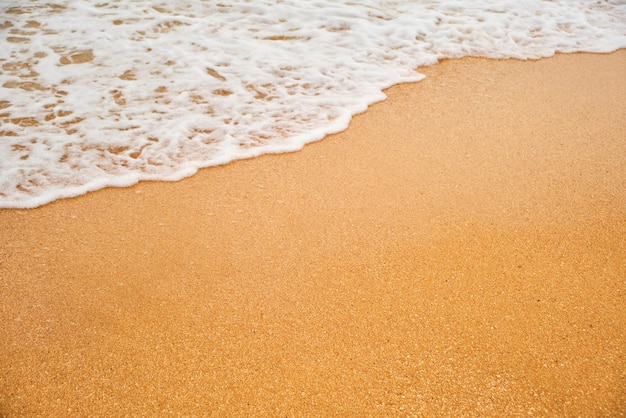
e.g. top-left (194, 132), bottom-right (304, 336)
top-left (1, 51), bottom-right (625, 416)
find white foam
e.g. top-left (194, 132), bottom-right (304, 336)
top-left (1, 0), bottom-right (625, 208)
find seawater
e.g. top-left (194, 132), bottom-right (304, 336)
top-left (1, 1), bottom-right (625, 208)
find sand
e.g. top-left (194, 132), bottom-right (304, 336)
top-left (1, 51), bottom-right (625, 416)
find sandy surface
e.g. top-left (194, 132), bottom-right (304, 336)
top-left (1, 51), bottom-right (625, 416)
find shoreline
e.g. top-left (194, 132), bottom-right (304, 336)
top-left (1, 51), bottom-right (625, 416)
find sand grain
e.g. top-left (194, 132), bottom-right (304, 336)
top-left (1, 51), bottom-right (625, 416)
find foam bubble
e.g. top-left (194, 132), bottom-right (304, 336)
top-left (1, 0), bottom-right (625, 208)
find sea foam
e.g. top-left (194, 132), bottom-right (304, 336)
top-left (1, 0), bottom-right (625, 208)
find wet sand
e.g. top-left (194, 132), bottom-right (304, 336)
top-left (1, 51), bottom-right (625, 416)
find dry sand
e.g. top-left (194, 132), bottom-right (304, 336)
top-left (1, 51), bottom-right (625, 416)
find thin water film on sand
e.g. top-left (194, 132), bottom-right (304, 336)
top-left (1, 0), bottom-right (625, 208)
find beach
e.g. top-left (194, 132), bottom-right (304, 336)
top-left (1, 50), bottom-right (625, 415)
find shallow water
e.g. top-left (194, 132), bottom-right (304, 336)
top-left (1, 0), bottom-right (625, 208)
